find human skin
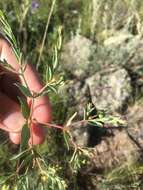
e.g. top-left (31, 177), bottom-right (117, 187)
top-left (0, 38), bottom-right (52, 145)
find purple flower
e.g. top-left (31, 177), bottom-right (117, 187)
top-left (31, 0), bottom-right (39, 12)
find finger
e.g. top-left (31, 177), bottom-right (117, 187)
top-left (25, 64), bottom-right (52, 123)
top-left (9, 132), bottom-right (21, 145)
top-left (0, 68), bottom-right (24, 102)
top-left (29, 123), bottom-right (45, 145)
top-left (31, 96), bottom-right (52, 124)
top-left (0, 91), bottom-right (25, 130)
top-left (0, 92), bottom-right (45, 145)
top-left (0, 91), bottom-right (24, 144)
top-left (1, 39), bottom-right (52, 123)
top-left (0, 39), bottom-right (20, 71)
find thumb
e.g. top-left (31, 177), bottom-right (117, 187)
top-left (29, 122), bottom-right (45, 145)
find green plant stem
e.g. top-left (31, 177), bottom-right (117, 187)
top-left (36, 0), bottom-right (56, 70)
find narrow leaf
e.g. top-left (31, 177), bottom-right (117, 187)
top-left (15, 83), bottom-right (33, 97)
top-left (0, 59), bottom-right (15, 71)
top-left (46, 66), bottom-right (53, 81)
top-left (19, 154), bottom-right (33, 169)
top-left (53, 46), bottom-right (58, 70)
top-left (66, 112), bottom-right (77, 127)
top-left (0, 174), bottom-right (14, 185)
top-left (18, 97), bottom-right (30, 119)
top-left (63, 132), bottom-right (70, 151)
top-left (10, 149), bottom-right (29, 161)
top-left (0, 10), bottom-right (21, 60)
top-left (45, 85), bottom-right (57, 94)
top-left (20, 123), bottom-right (30, 151)
top-left (35, 84), bottom-right (57, 98)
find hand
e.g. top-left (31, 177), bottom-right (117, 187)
top-left (0, 38), bottom-right (52, 145)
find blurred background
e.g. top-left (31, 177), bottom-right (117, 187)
top-left (1, 0), bottom-right (143, 189)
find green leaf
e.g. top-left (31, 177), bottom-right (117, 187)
top-left (10, 149), bottom-right (29, 161)
top-left (63, 132), bottom-right (70, 151)
top-left (57, 26), bottom-right (62, 50)
top-left (0, 174), bottom-right (14, 185)
top-left (0, 10), bottom-right (21, 60)
top-left (46, 66), bottom-right (53, 81)
top-left (0, 59), bottom-right (15, 71)
top-left (35, 84), bottom-right (57, 98)
top-left (15, 83), bottom-right (33, 97)
top-left (10, 123), bottom-right (30, 160)
top-left (18, 97), bottom-right (30, 119)
top-left (88, 120), bottom-right (103, 127)
top-left (19, 154), bottom-right (33, 170)
top-left (20, 123), bottom-right (30, 151)
top-left (44, 85), bottom-right (57, 94)
top-left (53, 46), bottom-right (58, 70)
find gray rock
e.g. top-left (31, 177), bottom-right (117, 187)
top-left (69, 121), bottom-right (90, 147)
top-left (86, 67), bottom-right (132, 113)
top-left (91, 129), bottom-right (140, 170)
top-left (59, 79), bottom-right (91, 117)
top-left (61, 34), bottom-right (96, 79)
top-left (104, 31), bottom-right (133, 47)
top-left (126, 103), bottom-right (143, 149)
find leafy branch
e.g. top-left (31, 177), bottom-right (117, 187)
top-left (0, 9), bottom-right (126, 190)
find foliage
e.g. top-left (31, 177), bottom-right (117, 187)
top-left (0, 8), bottom-right (126, 189)
top-left (97, 162), bottom-right (143, 190)
top-left (0, 0), bottom-right (143, 189)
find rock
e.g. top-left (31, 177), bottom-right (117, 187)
top-left (103, 34), bottom-right (142, 69)
top-left (69, 121), bottom-right (110, 148)
top-left (126, 103), bottom-right (143, 149)
top-left (59, 79), bottom-right (91, 118)
top-left (104, 31), bottom-right (133, 46)
top-left (92, 129), bottom-right (140, 170)
top-left (86, 67), bottom-right (132, 113)
top-left (69, 121), bottom-right (90, 147)
top-left (61, 34), bottom-right (96, 79)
